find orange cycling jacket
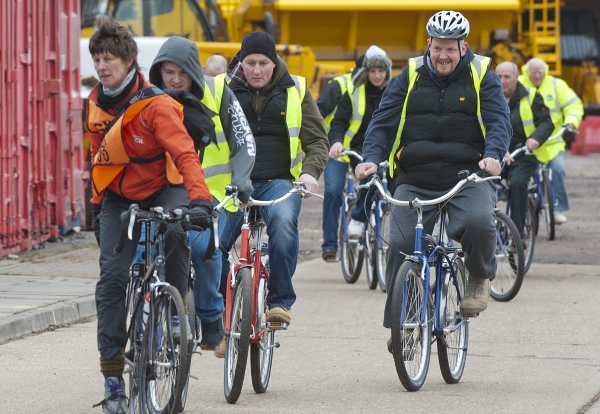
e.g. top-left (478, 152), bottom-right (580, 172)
top-left (87, 72), bottom-right (211, 205)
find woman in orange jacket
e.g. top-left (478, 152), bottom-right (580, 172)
top-left (86, 16), bottom-right (212, 414)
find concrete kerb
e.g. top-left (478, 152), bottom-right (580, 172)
top-left (0, 295), bottom-right (96, 344)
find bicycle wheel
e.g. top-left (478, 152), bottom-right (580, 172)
top-left (176, 287), bottom-right (196, 413)
top-left (541, 168), bottom-right (555, 240)
top-left (339, 199), bottom-right (364, 283)
top-left (490, 211), bottom-right (525, 302)
top-left (140, 285), bottom-right (189, 414)
top-left (250, 276), bottom-right (274, 393)
top-left (391, 261), bottom-right (432, 391)
top-left (375, 204), bottom-right (390, 292)
top-left (126, 277), bottom-right (144, 414)
top-left (523, 196), bottom-right (536, 275)
top-left (365, 212), bottom-right (378, 290)
top-left (437, 256), bottom-right (469, 384)
top-left (224, 267), bottom-right (252, 404)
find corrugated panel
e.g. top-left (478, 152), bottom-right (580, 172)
top-left (0, 0), bottom-right (84, 258)
top-left (276, 0), bottom-right (521, 11)
top-left (561, 9), bottom-right (600, 63)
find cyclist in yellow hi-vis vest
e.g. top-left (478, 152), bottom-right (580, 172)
top-left (355, 11), bottom-right (511, 349)
top-left (148, 36), bottom-right (256, 358)
top-left (223, 31), bottom-right (329, 326)
top-left (519, 58), bottom-right (584, 224)
top-left (496, 62), bottom-right (553, 240)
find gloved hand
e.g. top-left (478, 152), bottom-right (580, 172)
top-left (188, 199), bottom-right (213, 230)
top-left (91, 204), bottom-right (102, 246)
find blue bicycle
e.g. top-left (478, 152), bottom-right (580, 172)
top-left (358, 170), bottom-right (498, 391)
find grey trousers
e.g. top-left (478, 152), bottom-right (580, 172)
top-left (383, 180), bottom-right (497, 329)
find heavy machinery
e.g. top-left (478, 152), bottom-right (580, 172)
top-left (80, 0), bottom-right (600, 107)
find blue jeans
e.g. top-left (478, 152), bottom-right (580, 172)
top-left (549, 152), bottom-right (569, 211)
top-left (220, 180), bottom-right (302, 310)
top-left (189, 197), bottom-right (226, 323)
top-left (322, 159), bottom-right (348, 251)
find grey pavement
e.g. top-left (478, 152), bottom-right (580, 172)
top-left (0, 238), bottom-right (99, 344)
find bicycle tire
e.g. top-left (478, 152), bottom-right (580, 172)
top-left (375, 205), bottom-right (390, 292)
top-left (490, 211), bottom-right (525, 302)
top-left (224, 267), bottom-right (252, 404)
top-left (339, 199), bottom-right (364, 283)
top-left (541, 169), bottom-right (555, 240)
top-left (391, 261), bottom-right (432, 391)
top-left (176, 288), bottom-right (196, 413)
top-left (366, 212), bottom-right (378, 290)
top-left (523, 196), bottom-right (536, 275)
top-left (250, 276), bottom-right (274, 393)
top-left (126, 277), bottom-right (144, 414)
top-left (437, 256), bottom-right (469, 384)
top-left (140, 285), bottom-right (189, 414)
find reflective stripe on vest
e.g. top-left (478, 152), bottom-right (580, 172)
top-left (201, 75), bottom-right (237, 211)
top-left (89, 90), bottom-right (185, 194)
top-left (519, 87), bottom-right (536, 138)
top-left (387, 55), bottom-right (491, 177)
top-left (323, 73), bottom-right (353, 133)
top-left (339, 84), bottom-right (365, 163)
top-left (288, 75), bottom-right (307, 180)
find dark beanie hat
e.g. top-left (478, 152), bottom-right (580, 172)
top-left (240, 31), bottom-right (278, 63)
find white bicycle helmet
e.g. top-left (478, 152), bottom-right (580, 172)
top-left (426, 11), bottom-right (470, 40)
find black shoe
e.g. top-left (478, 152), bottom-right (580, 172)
top-left (200, 318), bottom-right (225, 349)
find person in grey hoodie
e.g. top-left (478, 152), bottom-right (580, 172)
top-left (149, 36), bottom-right (255, 357)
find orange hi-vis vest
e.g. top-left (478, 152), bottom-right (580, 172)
top-left (88, 87), bottom-right (184, 194)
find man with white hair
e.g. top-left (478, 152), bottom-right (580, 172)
top-left (496, 61), bottom-right (553, 239)
top-left (204, 54), bottom-right (228, 76)
top-left (519, 57), bottom-right (584, 224)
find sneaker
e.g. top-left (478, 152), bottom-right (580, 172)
top-left (347, 219), bottom-right (364, 237)
top-left (266, 307), bottom-right (291, 324)
top-left (214, 336), bottom-right (226, 359)
top-left (94, 376), bottom-right (128, 414)
top-left (322, 249), bottom-right (337, 262)
top-left (554, 211), bottom-right (567, 224)
top-left (200, 318), bottom-right (225, 349)
top-left (172, 314), bottom-right (192, 344)
top-left (460, 276), bottom-right (490, 314)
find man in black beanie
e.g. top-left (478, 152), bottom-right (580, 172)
top-left (221, 31), bottom-right (329, 325)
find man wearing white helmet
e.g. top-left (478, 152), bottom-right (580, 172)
top-left (356, 10), bottom-right (510, 349)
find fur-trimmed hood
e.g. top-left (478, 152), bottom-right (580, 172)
top-left (353, 45), bottom-right (392, 89)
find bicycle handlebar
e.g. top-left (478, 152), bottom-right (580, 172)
top-left (356, 171), bottom-right (498, 208)
top-left (247, 182), bottom-right (324, 207)
top-left (334, 149), bottom-right (363, 163)
top-left (504, 123), bottom-right (576, 163)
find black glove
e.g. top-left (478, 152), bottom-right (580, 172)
top-left (188, 199), bottom-right (213, 230)
top-left (91, 204), bottom-right (102, 246)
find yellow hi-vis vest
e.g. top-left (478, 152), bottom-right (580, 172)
top-left (519, 68), bottom-right (584, 163)
top-left (287, 75), bottom-right (307, 180)
top-left (519, 87), bottom-right (537, 139)
top-left (89, 87), bottom-right (184, 194)
top-left (323, 73), bottom-right (353, 133)
top-left (225, 73), bottom-right (306, 180)
top-left (339, 84), bottom-right (366, 163)
top-left (201, 75), bottom-right (237, 211)
top-left (388, 55), bottom-right (491, 177)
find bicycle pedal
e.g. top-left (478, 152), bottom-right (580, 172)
top-left (267, 322), bottom-right (288, 330)
top-left (460, 311), bottom-right (479, 318)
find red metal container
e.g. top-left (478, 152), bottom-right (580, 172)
top-left (0, 0), bottom-right (84, 258)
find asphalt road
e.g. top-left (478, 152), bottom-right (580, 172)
top-left (0, 152), bottom-right (599, 413)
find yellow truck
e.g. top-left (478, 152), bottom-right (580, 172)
top-left (80, 0), bottom-right (600, 109)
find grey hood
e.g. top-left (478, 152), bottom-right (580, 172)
top-left (149, 36), bottom-right (205, 99)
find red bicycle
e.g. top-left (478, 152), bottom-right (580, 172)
top-left (221, 182), bottom-right (321, 404)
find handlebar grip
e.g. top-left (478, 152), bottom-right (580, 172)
top-left (202, 212), bottom-right (219, 262)
top-left (114, 204), bottom-right (138, 254)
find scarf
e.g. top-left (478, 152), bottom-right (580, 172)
top-left (96, 69), bottom-right (141, 112)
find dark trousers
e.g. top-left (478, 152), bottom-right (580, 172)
top-left (383, 181), bottom-right (497, 328)
top-left (96, 187), bottom-right (190, 360)
top-left (507, 156), bottom-right (538, 238)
